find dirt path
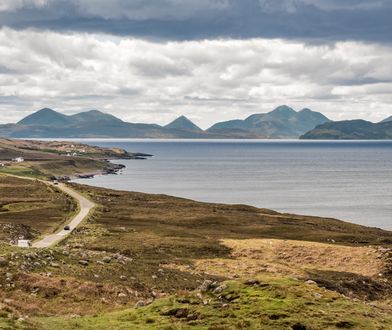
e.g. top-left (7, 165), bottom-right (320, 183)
top-left (33, 183), bottom-right (95, 248)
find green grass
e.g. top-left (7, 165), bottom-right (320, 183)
top-left (0, 166), bottom-right (43, 178)
top-left (28, 276), bottom-right (392, 329)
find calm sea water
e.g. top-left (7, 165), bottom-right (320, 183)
top-left (73, 140), bottom-right (392, 229)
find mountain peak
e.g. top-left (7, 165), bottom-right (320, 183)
top-left (165, 115), bottom-right (202, 131)
top-left (381, 115), bottom-right (392, 123)
top-left (270, 105), bottom-right (296, 115)
top-left (70, 110), bottom-right (123, 123)
top-left (18, 108), bottom-right (71, 126)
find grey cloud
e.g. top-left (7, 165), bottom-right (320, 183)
top-left (0, 29), bottom-right (392, 127)
top-left (0, 0), bottom-right (391, 42)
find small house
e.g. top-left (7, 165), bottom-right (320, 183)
top-left (13, 157), bottom-right (24, 163)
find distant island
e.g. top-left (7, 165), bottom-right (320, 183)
top-left (301, 119), bottom-right (392, 140)
top-left (0, 105), bottom-right (391, 139)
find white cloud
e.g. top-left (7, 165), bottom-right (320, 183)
top-left (0, 27), bottom-right (391, 127)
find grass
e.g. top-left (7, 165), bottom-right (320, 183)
top-left (0, 176), bottom-right (391, 328)
top-left (0, 175), bottom-right (77, 242)
top-left (28, 276), bottom-right (392, 329)
top-left (0, 165), bottom-right (43, 179)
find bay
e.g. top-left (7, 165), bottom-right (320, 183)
top-left (73, 139), bottom-right (392, 229)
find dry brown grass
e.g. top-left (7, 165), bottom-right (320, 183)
top-left (167, 238), bottom-right (385, 279)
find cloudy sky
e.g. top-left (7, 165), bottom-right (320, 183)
top-left (0, 0), bottom-right (391, 128)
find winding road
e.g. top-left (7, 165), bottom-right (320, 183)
top-left (33, 183), bottom-right (95, 248)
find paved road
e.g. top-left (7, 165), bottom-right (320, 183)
top-left (33, 183), bottom-right (95, 248)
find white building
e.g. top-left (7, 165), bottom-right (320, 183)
top-left (17, 239), bottom-right (31, 248)
top-left (13, 157), bottom-right (24, 163)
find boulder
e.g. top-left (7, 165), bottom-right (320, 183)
top-left (200, 280), bottom-right (213, 292)
top-left (102, 256), bottom-right (111, 263)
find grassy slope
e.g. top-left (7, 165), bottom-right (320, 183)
top-left (0, 178), bottom-right (391, 329)
top-left (0, 175), bottom-right (76, 241)
top-left (29, 277), bottom-right (392, 329)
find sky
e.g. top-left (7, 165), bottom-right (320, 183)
top-left (0, 0), bottom-right (391, 128)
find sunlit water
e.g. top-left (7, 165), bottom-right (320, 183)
top-left (72, 139), bottom-right (392, 229)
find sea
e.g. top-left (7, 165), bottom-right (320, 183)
top-left (72, 139), bottom-right (392, 230)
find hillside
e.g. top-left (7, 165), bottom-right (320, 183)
top-left (301, 119), bottom-right (392, 139)
top-left (208, 105), bottom-right (331, 138)
top-left (0, 176), bottom-right (391, 329)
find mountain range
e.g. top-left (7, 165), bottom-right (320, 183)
top-left (1, 106), bottom-right (391, 139)
top-left (0, 106), bottom-right (332, 139)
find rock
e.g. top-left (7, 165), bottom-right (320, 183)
top-left (175, 308), bottom-right (189, 319)
top-left (245, 279), bottom-right (260, 285)
top-left (0, 257), bottom-right (9, 267)
top-left (102, 256), bottom-right (111, 263)
top-left (135, 300), bottom-right (145, 308)
top-left (96, 261), bottom-right (104, 265)
top-left (200, 280), bottom-right (213, 292)
top-left (213, 284), bottom-right (227, 294)
top-left (118, 293), bottom-right (127, 298)
top-left (78, 260), bottom-right (89, 266)
top-left (50, 262), bottom-right (60, 268)
top-left (120, 275), bottom-right (127, 281)
top-left (305, 280), bottom-right (317, 285)
top-left (152, 275), bottom-right (157, 280)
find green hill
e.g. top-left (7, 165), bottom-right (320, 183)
top-left (208, 105), bottom-right (330, 138)
top-left (301, 120), bottom-right (392, 139)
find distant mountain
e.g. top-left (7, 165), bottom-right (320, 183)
top-left (18, 108), bottom-right (72, 126)
top-left (301, 120), bottom-right (392, 140)
top-left (165, 116), bottom-right (202, 131)
top-left (381, 115), bottom-right (392, 123)
top-left (70, 110), bottom-right (124, 124)
top-left (0, 106), bottom-right (332, 139)
top-left (208, 105), bottom-right (330, 138)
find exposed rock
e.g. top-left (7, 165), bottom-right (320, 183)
top-left (102, 256), bottom-right (111, 263)
top-left (213, 284), bottom-right (227, 294)
top-left (245, 279), bottom-right (260, 285)
top-left (305, 280), bottom-right (317, 285)
top-left (200, 280), bottom-right (213, 292)
top-left (78, 260), bottom-right (89, 266)
top-left (50, 262), bottom-right (60, 268)
top-left (135, 300), bottom-right (145, 308)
